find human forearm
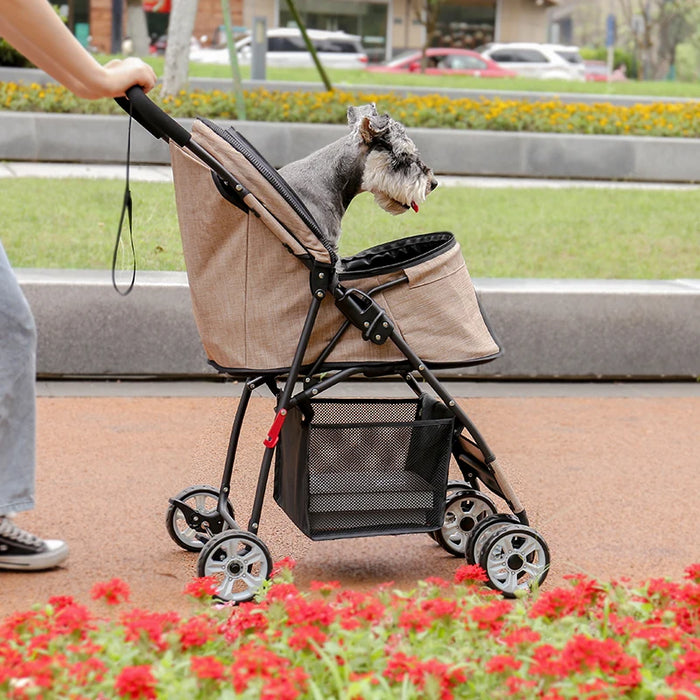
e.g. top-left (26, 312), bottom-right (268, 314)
top-left (0, 0), bottom-right (156, 98)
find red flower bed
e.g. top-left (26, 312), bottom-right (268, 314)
top-left (1, 563), bottom-right (698, 699)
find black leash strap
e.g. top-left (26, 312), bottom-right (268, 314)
top-left (112, 102), bottom-right (137, 296)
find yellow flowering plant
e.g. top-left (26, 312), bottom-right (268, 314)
top-left (1, 82), bottom-right (699, 138)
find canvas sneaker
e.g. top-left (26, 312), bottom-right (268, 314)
top-left (0, 516), bottom-right (69, 571)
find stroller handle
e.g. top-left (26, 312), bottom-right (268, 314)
top-left (115, 86), bottom-right (191, 148)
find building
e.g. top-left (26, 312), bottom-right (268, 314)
top-left (88, 0), bottom-right (557, 60)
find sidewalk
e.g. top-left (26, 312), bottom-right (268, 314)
top-left (0, 381), bottom-right (696, 615)
top-left (2, 160), bottom-right (699, 190)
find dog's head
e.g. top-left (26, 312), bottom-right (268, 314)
top-left (348, 103), bottom-right (438, 216)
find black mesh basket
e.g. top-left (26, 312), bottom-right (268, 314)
top-left (274, 395), bottom-right (454, 540)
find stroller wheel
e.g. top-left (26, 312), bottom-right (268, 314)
top-left (434, 490), bottom-right (496, 556)
top-left (465, 513), bottom-right (520, 566)
top-left (197, 530), bottom-right (272, 604)
top-left (428, 480), bottom-right (475, 542)
top-left (478, 526), bottom-right (550, 598)
top-left (166, 485), bottom-right (235, 552)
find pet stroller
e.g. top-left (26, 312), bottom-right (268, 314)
top-left (118, 88), bottom-right (550, 602)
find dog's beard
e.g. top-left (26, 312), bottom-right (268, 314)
top-left (362, 150), bottom-right (430, 216)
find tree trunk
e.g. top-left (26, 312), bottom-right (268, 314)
top-left (162, 0), bottom-right (198, 95)
top-left (126, 0), bottom-right (150, 56)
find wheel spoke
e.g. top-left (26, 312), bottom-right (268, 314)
top-left (204, 558), bottom-right (227, 576)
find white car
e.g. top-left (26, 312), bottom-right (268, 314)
top-left (190, 28), bottom-right (368, 70)
top-left (478, 42), bottom-right (585, 81)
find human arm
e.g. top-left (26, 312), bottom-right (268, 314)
top-left (0, 0), bottom-right (157, 99)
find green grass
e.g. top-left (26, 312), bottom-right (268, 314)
top-left (2, 178), bottom-right (698, 279)
top-left (137, 56), bottom-right (700, 100)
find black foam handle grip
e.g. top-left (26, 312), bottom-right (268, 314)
top-left (115, 86), bottom-right (191, 147)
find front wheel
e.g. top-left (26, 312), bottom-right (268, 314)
top-left (197, 530), bottom-right (272, 604)
top-left (478, 526), bottom-right (550, 598)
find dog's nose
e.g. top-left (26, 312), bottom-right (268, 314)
top-left (430, 177), bottom-right (438, 192)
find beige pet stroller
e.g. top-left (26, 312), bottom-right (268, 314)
top-left (119, 88), bottom-right (550, 602)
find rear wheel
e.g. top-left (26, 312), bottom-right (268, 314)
top-left (166, 485), bottom-right (234, 552)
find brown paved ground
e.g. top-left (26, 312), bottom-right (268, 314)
top-left (1, 388), bottom-right (698, 616)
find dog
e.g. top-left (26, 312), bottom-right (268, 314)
top-left (279, 103), bottom-right (438, 252)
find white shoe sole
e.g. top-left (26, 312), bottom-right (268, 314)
top-left (0, 540), bottom-right (69, 571)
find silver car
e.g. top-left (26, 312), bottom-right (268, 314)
top-left (478, 42), bottom-right (585, 81)
top-left (191, 28), bottom-right (368, 70)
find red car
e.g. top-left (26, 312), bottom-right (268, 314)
top-left (368, 48), bottom-right (517, 78)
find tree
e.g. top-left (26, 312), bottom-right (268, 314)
top-left (162, 0), bottom-right (198, 95)
top-left (409, 0), bottom-right (444, 71)
top-left (125, 0), bottom-right (150, 56)
top-left (616, 0), bottom-right (697, 79)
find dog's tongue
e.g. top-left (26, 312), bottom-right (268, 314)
top-left (410, 201), bottom-right (419, 212)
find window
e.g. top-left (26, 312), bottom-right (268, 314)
top-left (489, 49), bottom-right (515, 62)
top-left (514, 49), bottom-right (548, 63)
top-left (446, 55), bottom-right (488, 70)
top-left (268, 36), bottom-right (306, 52)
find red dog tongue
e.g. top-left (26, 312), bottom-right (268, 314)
top-left (410, 201), bottom-right (419, 212)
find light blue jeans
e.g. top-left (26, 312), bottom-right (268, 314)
top-left (0, 239), bottom-right (36, 516)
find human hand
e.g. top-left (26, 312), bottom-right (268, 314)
top-left (101, 57), bottom-right (158, 97)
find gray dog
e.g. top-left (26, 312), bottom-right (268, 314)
top-left (279, 104), bottom-right (438, 252)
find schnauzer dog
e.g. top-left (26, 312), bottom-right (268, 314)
top-left (279, 103), bottom-right (438, 252)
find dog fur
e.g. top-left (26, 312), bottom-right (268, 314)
top-left (279, 104), bottom-right (438, 252)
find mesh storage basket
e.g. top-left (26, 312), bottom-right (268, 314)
top-left (274, 395), bottom-right (454, 540)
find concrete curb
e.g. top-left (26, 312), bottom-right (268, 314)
top-left (0, 112), bottom-right (700, 182)
top-left (19, 269), bottom-right (700, 380)
top-left (2, 111), bottom-right (700, 182)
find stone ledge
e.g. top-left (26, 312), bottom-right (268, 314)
top-left (18, 269), bottom-right (700, 380)
top-left (1, 111), bottom-right (700, 182)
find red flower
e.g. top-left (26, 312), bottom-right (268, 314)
top-left (684, 563), bottom-right (700, 584)
top-left (485, 654), bottom-right (522, 673)
top-left (183, 576), bottom-right (219, 599)
top-left (178, 614), bottom-right (217, 650)
top-left (271, 556), bottom-right (297, 577)
top-left (191, 655), bottom-right (226, 681)
top-left (114, 665), bottom-right (157, 699)
top-left (90, 578), bottom-right (131, 605)
top-left (454, 564), bottom-right (488, 585)
top-left (288, 623), bottom-right (327, 652)
top-left (120, 609), bottom-right (180, 652)
top-left (309, 580), bottom-right (341, 595)
top-left (502, 625), bottom-right (541, 648)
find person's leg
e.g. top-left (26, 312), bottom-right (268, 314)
top-left (0, 241), bottom-right (68, 570)
top-left (0, 240), bottom-right (36, 516)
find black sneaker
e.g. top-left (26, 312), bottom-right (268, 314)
top-left (0, 517), bottom-right (69, 571)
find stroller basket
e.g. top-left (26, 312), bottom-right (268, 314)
top-left (274, 395), bottom-right (454, 540)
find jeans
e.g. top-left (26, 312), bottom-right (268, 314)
top-left (0, 239), bottom-right (36, 516)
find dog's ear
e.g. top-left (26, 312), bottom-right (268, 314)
top-left (358, 114), bottom-right (391, 145)
top-left (348, 103), bottom-right (380, 128)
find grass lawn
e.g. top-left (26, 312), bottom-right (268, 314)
top-left (138, 56), bottom-right (700, 100)
top-left (2, 178), bottom-right (698, 279)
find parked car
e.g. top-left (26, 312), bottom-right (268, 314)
top-left (584, 59), bottom-right (609, 82)
top-left (190, 28), bottom-right (368, 69)
top-left (477, 42), bottom-right (585, 81)
top-left (367, 48), bottom-right (517, 78)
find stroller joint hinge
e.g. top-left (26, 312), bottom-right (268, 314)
top-left (310, 263), bottom-right (334, 299)
top-left (335, 289), bottom-right (394, 345)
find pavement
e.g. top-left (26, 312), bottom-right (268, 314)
top-left (2, 160), bottom-right (700, 190)
top-left (0, 379), bottom-right (697, 616)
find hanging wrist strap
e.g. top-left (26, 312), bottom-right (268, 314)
top-left (112, 102), bottom-right (137, 296)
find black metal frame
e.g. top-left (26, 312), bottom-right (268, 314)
top-left (203, 265), bottom-right (529, 548)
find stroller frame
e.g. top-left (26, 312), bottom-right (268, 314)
top-left (118, 88), bottom-right (550, 602)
